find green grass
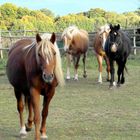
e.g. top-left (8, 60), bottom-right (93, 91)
top-left (0, 54), bottom-right (140, 140)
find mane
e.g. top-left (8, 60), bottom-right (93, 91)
top-left (40, 33), bottom-right (65, 86)
top-left (98, 24), bottom-right (110, 34)
top-left (61, 25), bottom-right (80, 39)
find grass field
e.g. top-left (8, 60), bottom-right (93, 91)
top-left (0, 53), bottom-right (140, 140)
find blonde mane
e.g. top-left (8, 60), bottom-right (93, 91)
top-left (98, 24), bottom-right (110, 35)
top-left (40, 33), bottom-right (65, 86)
top-left (61, 25), bottom-right (80, 39)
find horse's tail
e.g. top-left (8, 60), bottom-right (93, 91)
top-left (125, 66), bottom-right (129, 75)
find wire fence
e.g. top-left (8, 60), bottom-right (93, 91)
top-left (0, 28), bottom-right (140, 59)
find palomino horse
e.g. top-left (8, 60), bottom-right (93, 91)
top-left (93, 24), bottom-right (111, 83)
top-left (105, 24), bottom-right (131, 88)
top-left (61, 25), bottom-right (89, 80)
top-left (6, 33), bottom-right (64, 140)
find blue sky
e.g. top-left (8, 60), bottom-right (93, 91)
top-left (0, 0), bottom-right (140, 16)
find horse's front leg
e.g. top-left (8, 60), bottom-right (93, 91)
top-left (109, 59), bottom-right (115, 88)
top-left (97, 54), bottom-right (103, 83)
top-left (30, 87), bottom-right (41, 140)
top-left (74, 55), bottom-right (80, 80)
top-left (14, 88), bottom-right (27, 138)
top-left (66, 53), bottom-right (72, 80)
top-left (40, 87), bottom-right (55, 139)
top-left (83, 52), bottom-right (87, 78)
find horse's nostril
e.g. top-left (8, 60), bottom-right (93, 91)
top-left (50, 74), bottom-right (54, 78)
top-left (42, 72), bottom-right (54, 83)
top-left (43, 73), bottom-right (47, 79)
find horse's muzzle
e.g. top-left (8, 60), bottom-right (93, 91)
top-left (111, 43), bottom-right (118, 52)
top-left (42, 72), bottom-right (54, 83)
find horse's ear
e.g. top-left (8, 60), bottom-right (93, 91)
top-left (36, 33), bottom-right (42, 43)
top-left (50, 32), bottom-right (56, 44)
top-left (110, 24), bottom-right (113, 30)
top-left (117, 24), bottom-right (120, 30)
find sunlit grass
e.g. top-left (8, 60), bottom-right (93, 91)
top-left (0, 53), bottom-right (140, 140)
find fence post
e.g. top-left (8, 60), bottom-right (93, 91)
top-left (0, 30), bottom-right (3, 59)
top-left (133, 29), bottom-right (136, 55)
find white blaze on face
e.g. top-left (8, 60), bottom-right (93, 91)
top-left (64, 36), bottom-right (70, 51)
top-left (102, 32), bottom-right (106, 50)
top-left (111, 43), bottom-right (117, 52)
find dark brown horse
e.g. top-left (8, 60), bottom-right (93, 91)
top-left (93, 24), bottom-right (110, 83)
top-left (105, 24), bottom-right (131, 88)
top-left (61, 25), bottom-right (89, 80)
top-left (6, 33), bottom-right (64, 140)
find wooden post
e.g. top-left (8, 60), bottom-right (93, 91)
top-left (133, 29), bottom-right (136, 55)
top-left (0, 30), bottom-right (3, 59)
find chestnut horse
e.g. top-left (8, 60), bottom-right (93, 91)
top-left (93, 24), bottom-right (110, 83)
top-left (6, 33), bottom-right (64, 140)
top-left (61, 25), bottom-right (89, 80)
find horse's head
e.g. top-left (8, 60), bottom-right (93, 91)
top-left (62, 26), bottom-right (79, 52)
top-left (36, 33), bottom-right (56, 83)
top-left (109, 24), bottom-right (121, 53)
top-left (98, 24), bottom-right (110, 50)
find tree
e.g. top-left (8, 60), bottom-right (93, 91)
top-left (17, 7), bottom-right (31, 19)
top-left (40, 8), bottom-right (54, 18)
top-left (55, 14), bottom-right (93, 32)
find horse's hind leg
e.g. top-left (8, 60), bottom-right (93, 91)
top-left (97, 54), bottom-right (103, 83)
top-left (104, 55), bottom-right (110, 82)
top-left (73, 55), bottom-right (80, 80)
top-left (117, 60), bottom-right (126, 86)
top-left (25, 96), bottom-right (33, 132)
top-left (14, 88), bottom-right (27, 138)
top-left (83, 53), bottom-right (87, 78)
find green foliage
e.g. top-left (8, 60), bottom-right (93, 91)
top-left (0, 3), bottom-right (140, 32)
top-left (124, 12), bottom-right (140, 27)
top-left (17, 7), bottom-right (31, 19)
top-left (55, 14), bottom-right (93, 32)
top-left (40, 8), bottom-right (54, 18)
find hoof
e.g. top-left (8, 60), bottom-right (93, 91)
top-left (74, 78), bottom-right (78, 81)
top-left (106, 78), bottom-right (110, 82)
top-left (83, 74), bottom-right (87, 78)
top-left (66, 76), bottom-right (71, 80)
top-left (121, 77), bottom-right (125, 84)
top-left (113, 81), bottom-right (116, 86)
top-left (41, 134), bottom-right (48, 140)
top-left (25, 123), bottom-right (32, 132)
top-left (20, 126), bottom-right (27, 138)
top-left (74, 74), bottom-right (78, 81)
top-left (109, 82), bottom-right (116, 89)
top-left (98, 81), bottom-right (102, 84)
top-left (117, 83), bottom-right (121, 87)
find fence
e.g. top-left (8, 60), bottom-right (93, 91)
top-left (0, 28), bottom-right (140, 59)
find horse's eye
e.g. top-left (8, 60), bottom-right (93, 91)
top-left (54, 52), bottom-right (56, 55)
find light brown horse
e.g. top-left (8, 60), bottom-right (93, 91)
top-left (61, 25), bottom-right (89, 80)
top-left (6, 33), bottom-right (64, 140)
top-left (93, 24), bottom-right (111, 83)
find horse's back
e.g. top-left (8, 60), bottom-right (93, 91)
top-left (7, 39), bottom-right (34, 88)
top-left (72, 30), bottom-right (89, 53)
top-left (121, 31), bottom-right (131, 56)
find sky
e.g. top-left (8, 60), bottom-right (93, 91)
top-left (0, 0), bottom-right (140, 16)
